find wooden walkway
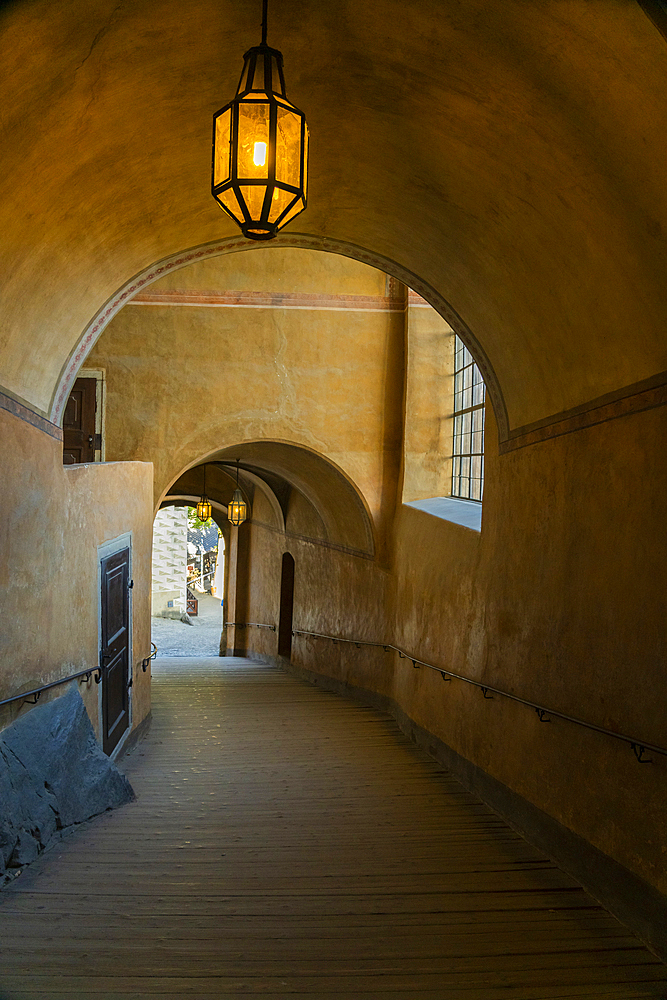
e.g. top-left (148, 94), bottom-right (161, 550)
top-left (0, 658), bottom-right (665, 999)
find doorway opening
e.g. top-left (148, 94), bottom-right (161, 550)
top-left (278, 552), bottom-right (295, 659)
top-left (151, 505), bottom-right (225, 657)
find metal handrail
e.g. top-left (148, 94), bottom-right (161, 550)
top-left (225, 621), bottom-right (276, 631)
top-left (292, 629), bottom-right (667, 762)
top-left (142, 642), bottom-right (158, 672)
top-left (0, 666), bottom-right (103, 710)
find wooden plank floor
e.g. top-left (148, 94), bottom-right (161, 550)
top-left (0, 657), bottom-right (665, 999)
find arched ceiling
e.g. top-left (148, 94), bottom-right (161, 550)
top-left (1, 0), bottom-right (666, 430)
top-left (163, 443), bottom-right (375, 556)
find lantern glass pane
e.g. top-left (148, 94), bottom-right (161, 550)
top-left (270, 53), bottom-right (284, 95)
top-left (250, 52), bottom-right (267, 91)
top-left (276, 107), bottom-right (301, 188)
top-left (239, 184), bottom-right (268, 222)
top-left (268, 187), bottom-right (296, 223)
top-left (238, 60), bottom-right (250, 94)
top-left (216, 187), bottom-right (244, 224)
top-left (213, 109), bottom-right (232, 187)
top-left (237, 102), bottom-right (270, 179)
top-left (279, 194), bottom-right (305, 227)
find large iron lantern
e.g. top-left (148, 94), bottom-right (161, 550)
top-left (212, 0), bottom-right (309, 240)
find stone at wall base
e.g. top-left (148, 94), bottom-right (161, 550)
top-left (0, 686), bottom-right (135, 881)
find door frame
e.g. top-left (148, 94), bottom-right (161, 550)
top-left (97, 532), bottom-right (133, 758)
top-left (278, 551), bottom-right (295, 659)
top-left (78, 367), bottom-right (106, 462)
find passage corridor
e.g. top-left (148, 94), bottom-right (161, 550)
top-left (0, 658), bottom-right (665, 998)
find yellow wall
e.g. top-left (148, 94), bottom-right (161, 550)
top-left (81, 244), bottom-right (667, 896)
top-left (241, 401), bottom-right (667, 897)
top-left (0, 407), bottom-right (153, 742)
top-left (87, 249), bottom-right (404, 542)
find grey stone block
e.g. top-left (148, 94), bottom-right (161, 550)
top-left (0, 685), bottom-right (134, 878)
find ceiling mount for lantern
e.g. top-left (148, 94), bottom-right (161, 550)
top-left (211, 0), bottom-right (309, 240)
top-left (196, 465), bottom-right (212, 523)
top-left (228, 459), bottom-right (248, 526)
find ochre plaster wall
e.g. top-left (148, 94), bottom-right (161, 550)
top-left (1, 2), bottom-right (667, 433)
top-left (242, 402), bottom-right (667, 897)
top-left (403, 298), bottom-right (455, 502)
top-left (86, 249), bottom-right (404, 545)
top-left (0, 408), bottom-right (153, 743)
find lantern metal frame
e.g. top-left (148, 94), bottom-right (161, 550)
top-left (228, 460), bottom-right (248, 527)
top-left (196, 465), bottom-right (212, 523)
top-left (211, 0), bottom-right (309, 240)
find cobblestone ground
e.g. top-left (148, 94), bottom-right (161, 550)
top-left (150, 593), bottom-right (223, 657)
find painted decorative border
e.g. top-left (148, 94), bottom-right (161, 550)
top-left (49, 234), bottom-right (510, 444)
top-left (501, 370), bottom-right (667, 453)
top-left (0, 389), bottom-right (62, 441)
top-left (128, 288), bottom-right (408, 311)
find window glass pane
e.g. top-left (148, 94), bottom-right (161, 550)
top-left (452, 334), bottom-right (486, 502)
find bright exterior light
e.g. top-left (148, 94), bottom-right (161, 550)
top-left (228, 488), bottom-right (248, 527)
top-left (196, 498), bottom-right (212, 522)
top-left (211, 0), bottom-right (309, 241)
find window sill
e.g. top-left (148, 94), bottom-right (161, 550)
top-left (404, 496), bottom-right (482, 532)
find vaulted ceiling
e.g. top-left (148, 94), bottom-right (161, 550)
top-left (1, 0), bottom-right (666, 431)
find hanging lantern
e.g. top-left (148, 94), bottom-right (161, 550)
top-left (196, 497), bottom-right (212, 522)
top-left (197, 465), bottom-right (212, 522)
top-left (228, 460), bottom-right (248, 526)
top-left (228, 488), bottom-right (248, 526)
top-left (211, 0), bottom-right (309, 240)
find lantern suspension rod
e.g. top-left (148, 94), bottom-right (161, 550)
top-left (261, 0), bottom-right (268, 45)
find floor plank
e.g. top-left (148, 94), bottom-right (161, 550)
top-left (0, 656), bottom-right (665, 999)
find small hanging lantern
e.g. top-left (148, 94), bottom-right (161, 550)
top-left (211, 0), bottom-right (309, 240)
top-left (228, 460), bottom-right (248, 526)
top-left (197, 465), bottom-right (212, 522)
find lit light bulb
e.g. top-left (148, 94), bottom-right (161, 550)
top-left (253, 141), bottom-right (267, 166)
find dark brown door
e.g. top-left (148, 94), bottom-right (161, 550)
top-left (101, 548), bottom-right (130, 755)
top-left (63, 377), bottom-right (96, 464)
top-left (278, 552), bottom-right (295, 658)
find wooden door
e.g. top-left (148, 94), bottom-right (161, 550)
top-left (101, 548), bottom-right (131, 755)
top-left (278, 552), bottom-right (295, 658)
top-left (63, 377), bottom-right (96, 464)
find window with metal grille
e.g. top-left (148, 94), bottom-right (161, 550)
top-left (452, 335), bottom-right (486, 501)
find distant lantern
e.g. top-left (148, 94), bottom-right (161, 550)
top-left (197, 465), bottom-right (212, 522)
top-left (196, 497), bottom-right (212, 522)
top-left (211, 0), bottom-right (309, 240)
top-left (228, 460), bottom-right (248, 526)
top-left (228, 488), bottom-right (248, 526)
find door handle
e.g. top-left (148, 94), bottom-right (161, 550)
top-left (96, 651), bottom-right (111, 683)
top-left (88, 435), bottom-right (94, 445)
